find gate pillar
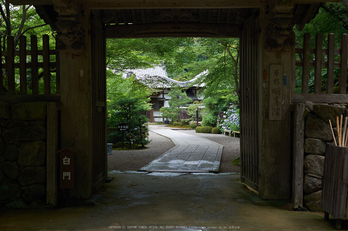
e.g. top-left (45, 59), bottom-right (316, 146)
top-left (56, 2), bottom-right (94, 199)
top-left (258, 0), bottom-right (295, 200)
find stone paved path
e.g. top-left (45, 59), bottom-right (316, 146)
top-left (140, 129), bottom-right (223, 173)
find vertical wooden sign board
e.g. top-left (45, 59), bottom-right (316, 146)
top-left (58, 148), bottom-right (76, 189)
top-left (269, 64), bottom-right (283, 120)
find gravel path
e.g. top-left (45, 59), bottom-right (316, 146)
top-left (108, 125), bottom-right (240, 173)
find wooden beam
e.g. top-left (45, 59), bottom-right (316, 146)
top-left (106, 23), bottom-right (240, 38)
top-left (8, 0), bottom-right (52, 5)
top-left (292, 103), bottom-right (305, 209)
top-left (89, 0), bottom-right (260, 9)
top-left (46, 102), bottom-right (60, 206)
top-left (294, 0), bottom-right (341, 3)
top-left (292, 94), bottom-right (348, 104)
top-left (8, 0), bottom-right (339, 7)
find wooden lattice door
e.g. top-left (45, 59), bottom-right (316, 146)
top-left (240, 18), bottom-right (260, 190)
top-left (91, 15), bottom-right (107, 190)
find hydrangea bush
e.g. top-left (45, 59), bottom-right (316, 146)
top-left (218, 107), bottom-right (240, 132)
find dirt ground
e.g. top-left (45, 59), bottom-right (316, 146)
top-left (108, 127), bottom-right (240, 173)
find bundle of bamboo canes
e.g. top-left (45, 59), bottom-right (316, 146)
top-left (329, 115), bottom-right (348, 147)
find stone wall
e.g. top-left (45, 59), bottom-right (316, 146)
top-left (0, 101), bottom-right (47, 208)
top-left (302, 102), bottom-right (347, 211)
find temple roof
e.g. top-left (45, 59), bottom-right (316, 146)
top-left (122, 65), bottom-right (207, 88)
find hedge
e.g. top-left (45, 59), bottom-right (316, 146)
top-left (173, 122), bottom-right (182, 126)
top-left (212, 127), bottom-right (221, 134)
top-left (196, 126), bottom-right (213, 133)
top-left (190, 123), bottom-right (198, 129)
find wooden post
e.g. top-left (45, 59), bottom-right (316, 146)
top-left (0, 37), bottom-right (3, 95)
top-left (56, 50), bottom-right (61, 95)
top-left (292, 103), bottom-right (305, 209)
top-left (258, 0), bottom-right (294, 199)
top-left (46, 102), bottom-right (59, 206)
top-left (302, 33), bottom-right (310, 94)
top-left (315, 34), bottom-right (323, 94)
top-left (43, 35), bottom-right (50, 95)
top-left (20, 36), bottom-right (27, 95)
top-left (340, 34), bottom-right (347, 94)
top-left (7, 36), bottom-right (15, 95)
top-left (31, 35), bottom-right (39, 95)
top-left (327, 33), bottom-right (335, 94)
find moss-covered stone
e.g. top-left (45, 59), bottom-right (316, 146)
top-left (304, 190), bottom-right (323, 212)
top-left (29, 120), bottom-right (46, 127)
top-left (18, 167), bottom-right (45, 186)
top-left (0, 102), bottom-right (11, 120)
top-left (304, 155), bottom-right (325, 177)
top-left (22, 184), bottom-right (46, 203)
top-left (0, 161), bottom-right (19, 180)
top-left (0, 137), bottom-right (5, 156)
top-left (304, 174), bottom-right (322, 194)
top-left (0, 169), bottom-right (5, 183)
top-left (305, 114), bottom-right (332, 141)
top-left (3, 145), bottom-right (18, 162)
top-left (0, 181), bottom-right (22, 204)
top-left (304, 138), bottom-right (326, 155)
top-left (2, 126), bottom-right (46, 143)
top-left (11, 102), bottom-right (47, 121)
top-left (314, 104), bottom-right (347, 127)
top-left (17, 141), bottom-right (46, 167)
top-left (6, 120), bottom-right (29, 128)
top-left (5, 198), bottom-right (29, 209)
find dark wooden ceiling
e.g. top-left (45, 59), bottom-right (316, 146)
top-left (100, 8), bottom-right (257, 38)
top-left (35, 4), bottom-right (319, 38)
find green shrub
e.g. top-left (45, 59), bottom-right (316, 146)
top-left (173, 122), bottom-right (182, 126)
top-left (212, 127), bottom-right (221, 134)
top-left (196, 126), bottom-right (213, 133)
top-left (190, 123), bottom-right (198, 129)
top-left (181, 119), bottom-right (190, 126)
top-left (202, 113), bottom-right (217, 127)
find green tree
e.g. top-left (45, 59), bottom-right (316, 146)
top-left (160, 84), bottom-right (192, 123)
top-left (107, 71), bottom-right (152, 148)
top-left (0, 1), bottom-right (50, 48)
top-left (294, 7), bottom-right (348, 93)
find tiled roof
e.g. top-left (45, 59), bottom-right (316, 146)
top-left (122, 65), bottom-right (207, 88)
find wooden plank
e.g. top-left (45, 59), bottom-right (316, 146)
top-left (1, 50), bottom-right (57, 56)
top-left (269, 64), bottom-right (283, 120)
top-left (19, 36), bottom-right (27, 95)
top-left (8, 0), bottom-right (339, 7)
top-left (314, 34), bottom-right (322, 94)
top-left (0, 95), bottom-right (60, 103)
top-left (90, 0), bottom-right (260, 9)
top-left (105, 23), bottom-right (240, 38)
top-left (327, 33), bottom-right (335, 94)
top-left (31, 35), bottom-right (39, 95)
top-left (302, 33), bottom-right (310, 94)
top-left (292, 103), bottom-right (305, 209)
top-left (7, 36), bottom-right (15, 95)
top-left (56, 51), bottom-right (60, 94)
top-left (339, 34), bottom-right (348, 94)
top-left (0, 37), bottom-right (3, 95)
top-left (292, 93), bottom-right (348, 104)
top-left (43, 35), bottom-right (50, 95)
top-left (46, 102), bottom-right (59, 206)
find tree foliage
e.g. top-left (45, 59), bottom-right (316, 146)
top-left (107, 71), bottom-right (152, 147)
top-left (160, 84), bottom-right (192, 122)
top-left (294, 6), bottom-right (348, 93)
top-left (0, 1), bottom-right (51, 49)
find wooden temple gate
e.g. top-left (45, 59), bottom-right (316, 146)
top-left (240, 18), bottom-right (260, 190)
top-left (91, 16), bottom-right (108, 190)
top-left (291, 32), bottom-right (348, 208)
top-left (3, 0), bottom-right (342, 203)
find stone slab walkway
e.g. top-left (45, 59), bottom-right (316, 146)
top-left (140, 128), bottom-right (223, 173)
